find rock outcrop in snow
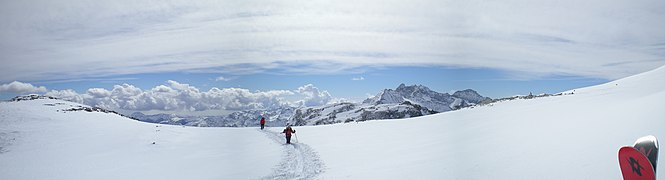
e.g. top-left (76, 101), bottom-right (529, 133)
top-left (10, 94), bottom-right (57, 101)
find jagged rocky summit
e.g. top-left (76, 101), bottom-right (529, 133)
top-left (363, 83), bottom-right (489, 112)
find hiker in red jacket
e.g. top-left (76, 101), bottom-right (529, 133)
top-left (260, 116), bottom-right (266, 130)
top-left (281, 125), bottom-right (296, 144)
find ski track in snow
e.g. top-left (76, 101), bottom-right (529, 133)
top-left (259, 129), bottom-right (325, 180)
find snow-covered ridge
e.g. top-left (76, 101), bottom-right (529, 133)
top-left (9, 95), bottom-right (141, 121)
top-left (10, 94), bottom-right (57, 101)
top-left (8, 95), bottom-right (175, 134)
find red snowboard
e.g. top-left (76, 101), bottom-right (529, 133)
top-left (619, 146), bottom-right (656, 180)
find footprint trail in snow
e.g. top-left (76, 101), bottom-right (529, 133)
top-left (259, 129), bottom-right (325, 180)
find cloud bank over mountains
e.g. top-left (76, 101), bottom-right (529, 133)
top-left (2, 80), bottom-right (337, 111)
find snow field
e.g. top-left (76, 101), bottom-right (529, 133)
top-left (296, 65), bottom-right (665, 179)
top-left (0, 100), bottom-right (280, 180)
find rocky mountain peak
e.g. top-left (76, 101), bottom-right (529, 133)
top-left (452, 89), bottom-right (489, 104)
top-left (363, 84), bottom-right (488, 112)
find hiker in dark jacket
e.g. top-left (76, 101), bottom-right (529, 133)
top-left (281, 125), bottom-right (296, 144)
top-left (260, 116), bottom-right (266, 130)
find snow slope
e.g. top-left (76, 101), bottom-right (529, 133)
top-left (297, 65), bottom-right (665, 179)
top-left (0, 100), bottom-right (281, 180)
top-left (1, 65), bottom-right (664, 179)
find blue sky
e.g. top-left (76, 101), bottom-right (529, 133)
top-left (1, 65), bottom-right (606, 101)
top-left (1, 0), bottom-right (664, 114)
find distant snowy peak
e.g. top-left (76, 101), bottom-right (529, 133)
top-left (363, 84), bottom-right (436, 105)
top-left (363, 84), bottom-right (490, 112)
top-left (452, 89), bottom-right (490, 104)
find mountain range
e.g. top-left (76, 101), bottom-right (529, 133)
top-left (129, 84), bottom-right (490, 127)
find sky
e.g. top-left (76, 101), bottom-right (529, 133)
top-left (1, 0), bottom-right (664, 115)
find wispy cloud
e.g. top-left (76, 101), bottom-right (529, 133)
top-left (352, 77), bottom-right (365, 81)
top-left (215, 76), bottom-right (235, 81)
top-left (35, 77), bottom-right (139, 84)
top-left (1, 0), bottom-right (665, 82)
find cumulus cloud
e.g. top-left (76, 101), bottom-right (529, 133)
top-left (43, 81), bottom-right (338, 111)
top-left (296, 84), bottom-right (333, 107)
top-left (87, 88), bottom-right (111, 98)
top-left (45, 89), bottom-right (85, 103)
top-left (0, 81), bottom-right (48, 94)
